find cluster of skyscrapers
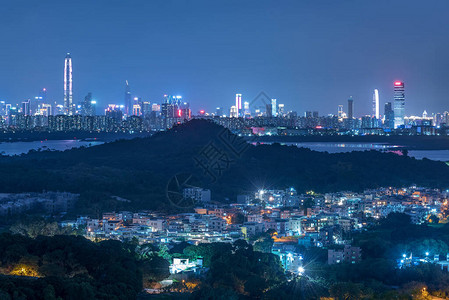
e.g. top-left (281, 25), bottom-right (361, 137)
top-left (0, 53), bottom-right (447, 135)
top-left (336, 81), bottom-right (406, 130)
top-left (227, 94), bottom-right (284, 119)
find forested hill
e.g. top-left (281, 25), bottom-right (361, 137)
top-left (0, 119), bottom-right (448, 213)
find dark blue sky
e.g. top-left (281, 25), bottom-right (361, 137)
top-left (1, 0), bottom-right (449, 116)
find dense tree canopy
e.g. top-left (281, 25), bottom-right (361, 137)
top-left (0, 233), bottom-right (171, 299)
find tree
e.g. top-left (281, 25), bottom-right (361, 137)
top-left (141, 255), bottom-right (170, 284)
top-left (231, 212), bottom-right (245, 224)
top-left (429, 214), bottom-right (440, 224)
top-left (157, 244), bottom-right (171, 260)
top-left (381, 213), bottom-right (412, 228)
top-left (253, 233), bottom-right (274, 253)
top-left (329, 282), bottom-right (362, 300)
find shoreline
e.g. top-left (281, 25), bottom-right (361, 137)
top-left (245, 135), bottom-right (449, 150)
top-left (0, 131), bottom-right (153, 143)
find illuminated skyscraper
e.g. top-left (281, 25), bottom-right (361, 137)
top-left (373, 89), bottom-right (379, 119)
top-left (244, 101), bottom-right (251, 117)
top-left (21, 100), bottom-right (31, 116)
top-left (278, 103), bottom-right (284, 116)
top-left (63, 53), bottom-right (73, 115)
top-left (235, 94), bottom-right (242, 117)
top-left (125, 80), bottom-right (132, 116)
top-left (132, 97), bottom-right (142, 116)
top-left (271, 99), bottom-right (277, 117)
top-left (338, 105), bottom-right (344, 119)
top-left (393, 81), bottom-right (405, 128)
top-left (230, 105), bottom-right (238, 118)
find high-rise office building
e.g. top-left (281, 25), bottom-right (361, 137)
top-left (82, 92), bottom-right (95, 116)
top-left (278, 103), bottom-right (284, 116)
top-left (40, 104), bottom-right (52, 117)
top-left (235, 94), bottom-right (242, 117)
top-left (125, 80), bottom-right (132, 116)
top-left (152, 103), bottom-right (161, 112)
top-left (91, 100), bottom-right (97, 116)
top-left (161, 95), bottom-right (182, 119)
top-left (266, 104), bottom-right (272, 117)
top-left (373, 89), bottom-right (379, 119)
top-left (30, 96), bottom-right (42, 116)
top-left (243, 101), bottom-right (251, 117)
top-left (63, 53), bottom-right (73, 115)
top-left (393, 81), bottom-right (405, 128)
top-left (271, 99), bottom-right (277, 117)
top-left (142, 101), bottom-right (151, 117)
top-left (32, 88), bottom-right (48, 116)
top-left (384, 102), bottom-right (394, 129)
top-left (230, 106), bottom-right (238, 118)
top-left (21, 100), bottom-right (31, 116)
top-left (348, 97), bottom-right (354, 119)
top-left (132, 97), bottom-right (142, 116)
top-left (338, 105), bottom-right (344, 119)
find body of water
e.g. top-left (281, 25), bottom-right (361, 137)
top-left (0, 140), bottom-right (104, 156)
top-left (2, 140), bottom-right (449, 162)
top-left (281, 142), bottom-right (400, 153)
top-left (255, 142), bottom-right (449, 162)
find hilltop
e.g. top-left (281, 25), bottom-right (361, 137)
top-left (0, 119), bottom-right (448, 214)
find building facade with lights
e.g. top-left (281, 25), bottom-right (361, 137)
top-left (393, 81), bottom-right (405, 128)
top-left (63, 53), bottom-right (73, 115)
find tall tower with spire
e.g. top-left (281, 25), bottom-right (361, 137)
top-left (63, 53), bottom-right (73, 115)
top-left (125, 80), bottom-right (132, 116)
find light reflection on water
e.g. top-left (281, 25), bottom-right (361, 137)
top-left (252, 142), bottom-right (449, 161)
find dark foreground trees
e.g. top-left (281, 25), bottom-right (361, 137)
top-left (0, 233), bottom-right (143, 299)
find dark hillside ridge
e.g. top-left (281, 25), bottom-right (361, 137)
top-left (0, 119), bottom-right (447, 213)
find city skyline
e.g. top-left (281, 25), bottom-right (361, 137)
top-left (2, 2), bottom-right (449, 299)
top-left (0, 51), bottom-right (441, 121)
top-left (1, 0), bottom-right (449, 115)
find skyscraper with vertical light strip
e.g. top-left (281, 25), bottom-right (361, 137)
top-left (235, 94), bottom-right (242, 117)
top-left (63, 53), bottom-right (73, 115)
top-left (393, 81), bottom-right (405, 128)
top-left (373, 89), bottom-right (379, 119)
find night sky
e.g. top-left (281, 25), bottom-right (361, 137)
top-left (1, 0), bottom-right (449, 116)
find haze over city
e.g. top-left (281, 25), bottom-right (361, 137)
top-left (2, 0), bottom-right (449, 115)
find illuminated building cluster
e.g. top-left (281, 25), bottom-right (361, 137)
top-left (51, 185), bottom-right (449, 277)
top-left (1, 55), bottom-right (449, 137)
